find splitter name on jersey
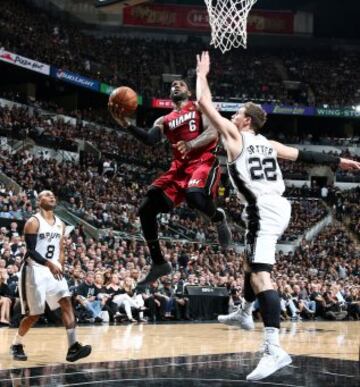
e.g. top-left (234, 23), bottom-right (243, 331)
top-left (247, 144), bottom-right (274, 156)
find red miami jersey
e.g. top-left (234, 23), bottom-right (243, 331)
top-left (162, 101), bottom-right (218, 162)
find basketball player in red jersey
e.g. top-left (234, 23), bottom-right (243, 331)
top-left (109, 80), bottom-right (231, 284)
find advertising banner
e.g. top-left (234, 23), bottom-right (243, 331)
top-left (151, 99), bottom-right (174, 109)
top-left (124, 4), bottom-right (209, 31)
top-left (211, 102), bottom-right (313, 115)
top-left (316, 107), bottom-right (360, 118)
top-left (0, 49), bottom-right (50, 75)
top-left (124, 4), bottom-right (294, 34)
top-left (151, 99), bottom-right (360, 118)
top-left (264, 104), bottom-right (315, 116)
top-left (51, 67), bottom-right (100, 92)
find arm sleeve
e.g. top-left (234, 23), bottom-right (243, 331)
top-left (297, 150), bottom-right (340, 168)
top-left (127, 125), bottom-right (162, 146)
top-left (25, 234), bottom-right (48, 266)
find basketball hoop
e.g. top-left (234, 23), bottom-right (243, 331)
top-left (204, 0), bottom-right (257, 54)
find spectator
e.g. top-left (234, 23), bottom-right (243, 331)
top-left (0, 271), bottom-right (12, 325)
top-left (75, 272), bottom-right (103, 323)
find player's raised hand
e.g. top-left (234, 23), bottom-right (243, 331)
top-left (339, 158), bottom-right (360, 170)
top-left (108, 101), bottom-right (131, 128)
top-left (46, 260), bottom-right (63, 281)
top-left (175, 140), bottom-right (192, 158)
top-left (196, 51), bottom-right (210, 77)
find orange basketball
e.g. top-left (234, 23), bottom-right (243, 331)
top-left (109, 86), bottom-right (138, 116)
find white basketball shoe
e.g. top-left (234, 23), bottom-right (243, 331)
top-left (217, 307), bottom-right (255, 330)
top-left (246, 343), bottom-right (292, 381)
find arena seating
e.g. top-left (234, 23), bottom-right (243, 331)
top-left (1, 101), bottom-right (359, 184)
top-left (0, 0), bottom-right (359, 328)
top-left (1, 0), bottom-right (360, 107)
top-left (0, 217), bottom-right (358, 325)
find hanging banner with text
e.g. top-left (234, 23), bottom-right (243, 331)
top-left (151, 99), bottom-right (360, 118)
top-left (51, 67), bottom-right (100, 92)
top-left (0, 49), bottom-right (50, 75)
top-left (123, 4), bottom-right (294, 34)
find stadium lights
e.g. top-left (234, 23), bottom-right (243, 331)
top-left (355, 105), bottom-right (360, 112)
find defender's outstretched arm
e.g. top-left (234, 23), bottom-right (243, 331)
top-left (196, 51), bottom-right (239, 142)
top-left (270, 140), bottom-right (360, 170)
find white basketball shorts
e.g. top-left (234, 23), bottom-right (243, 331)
top-left (244, 194), bottom-right (291, 266)
top-left (19, 262), bottom-right (71, 316)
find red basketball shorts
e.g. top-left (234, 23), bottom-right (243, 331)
top-left (151, 154), bottom-right (221, 207)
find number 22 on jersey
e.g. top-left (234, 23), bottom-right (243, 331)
top-left (248, 157), bottom-right (277, 181)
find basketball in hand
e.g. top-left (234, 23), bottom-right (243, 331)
top-left (109, 86), bottom-right (138, 116)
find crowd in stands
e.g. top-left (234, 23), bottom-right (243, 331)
top-left (0, 184), bottom-right (33, 220)
top-left (335, 150), bottom-right (360, 183)
top-left (279, 150), bottom-right (360, 182)
top-left (281, 49), bottom-right (360, 108)
top-left (1, 98), bottom-right (358, 250)
top-left (1, 100), bottom-right (360, 186)
top-left (329, 186), bottom-right (360, 238)
top-left (280, 199), bottom-right (328, 242)
top-left (0, 219), bottom-right (358, 327)
top-left (269, 130), bottom-right (360, 147)
top-left (0, 0), bottom-right (359, 333)
top-left (0, 149), bottom-right (330, 244)
top-left (0, 101), bottom-right (172, 169)
top-left (2, 90), bottom-right (360, 151)
top-left (1, 0), bottom-right (360, 107)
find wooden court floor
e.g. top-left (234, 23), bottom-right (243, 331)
top-left (0, 321), bottom-right (359, 386)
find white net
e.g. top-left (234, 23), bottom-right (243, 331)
top-left (204, 0), bottom-right (257, 54)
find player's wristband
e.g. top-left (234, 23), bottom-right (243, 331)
top-left (25, 234), bottom-right (48, 266)
top-left (297, 150), bottom-right (340, 168)
top-left (128, 125), bottom-right (162, 145)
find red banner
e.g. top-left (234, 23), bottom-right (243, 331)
top-left (123, 4), bottom-right (294, 34)
top-left (152, 98), bottom-right (174, 109)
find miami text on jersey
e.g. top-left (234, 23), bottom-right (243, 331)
top-left (168, 111), bottom-right (196, 130)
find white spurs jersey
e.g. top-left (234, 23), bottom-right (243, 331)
top-left (227, 132), bottom-right (285, 204)
top-left (28, 213), bottom-right (63, 267)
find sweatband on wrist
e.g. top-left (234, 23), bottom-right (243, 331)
top-left (297, 150), bottom-right (340, 168)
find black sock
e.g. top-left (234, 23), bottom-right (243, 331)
top-left (244, 272), bottom-right (256, 302)
top-left (147, 240), bottom-right (166, 265)
top-left (257, 290), bottom-right (281, 329)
